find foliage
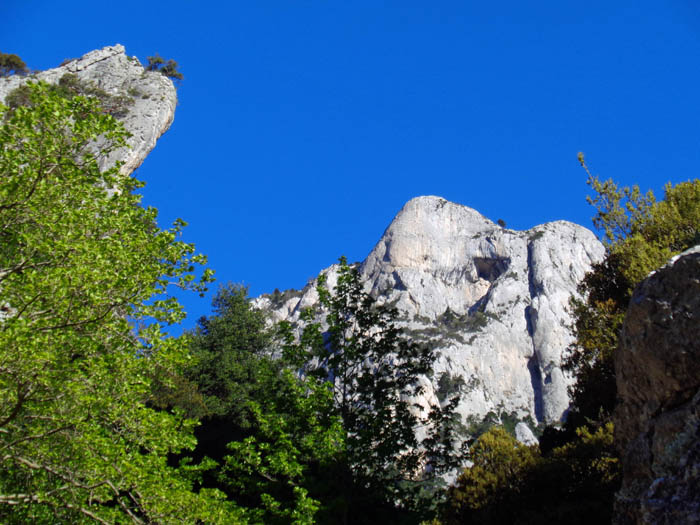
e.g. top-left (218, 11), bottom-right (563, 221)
top-left (220, 371), bottom-right (343, 525)
top-left (165, 284), bottom-right (344, 524)
top-left (566, 155), bottom-right (700, 425)
top-left (436, 372), bottom-right (466, 404)
top-left (442, 423), bottom-right (619, 525)
top-left (578, 152), bottom-right (700, 285)
top-left (267, 287), bottom-right (303, 309)
top-left (543, 155), bottom-right (700, 522)
top-left (185, 284), bottom-right (275, 423)
top-left (0, 82), bottom-right (241, 522)
top-left (444, 427), bottom-right (538, 523)
top-left (281, 258), bottom-right (466, 522)
top-left (0, 51), bottom-right (28, 76)
top-left (5, 73), bottom-right (134, 117)
top-left (146, 53), bottom-right (184, 81)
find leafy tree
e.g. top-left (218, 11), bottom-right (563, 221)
top-left (565, 154), bottom-right (700, 425)
top-left (0, 51), bottom-right (28, 76)
top-left (443, 427), bottom-right (538, 524)
top-left (282, 257), bottom-right (465, 523)
top-left (146, 53), bottom-right (184, 81)
top-left (164, 284), bottom-right (344, 524)
top-left (220, 370), bottom-right (343, 524)
top-left (186, 284), bottom-right (275, 421)
top-left (442, 424), bottom-right (619, 525)
top-left (0, 82), bottom-right (240, 522)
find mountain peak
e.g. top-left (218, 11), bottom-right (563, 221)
top-left (260, 196), bottom-right (604, 429)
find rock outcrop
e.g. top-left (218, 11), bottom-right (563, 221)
top-left (614, 246), bottom-right (700, 524)
top-left (0, 44), bottom-right (176, 176)
top-left (257, 196), bottom-right (605, 434)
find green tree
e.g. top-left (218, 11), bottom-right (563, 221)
top-left (0, 82), bottom-right (240, 522)
top-left (0, 51), bottom-right (28, 76)
top-left (220, 370), bottom-right (343, 525)
top-left (185, 284), bottom-right (275, 422)
top-left (282, 258), bottom-right (465, 523)
top-left (146, 53), bottom-right (184, 80)
top-left (163, 284), bottom-right (344, 524)
top-left (565, 155), bottom-right (700, 425)
top-left (442, 424), bottom-right (619, 525)
top-left (443, 427), bottom-right (538, 524)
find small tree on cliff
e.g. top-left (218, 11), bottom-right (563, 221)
top-left (146, 53), bottom-right (184, 80)
top-left (0, 51), bottom-right (28, 76)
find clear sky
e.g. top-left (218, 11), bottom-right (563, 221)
top-left (2, 1), bottom-right (699, 330)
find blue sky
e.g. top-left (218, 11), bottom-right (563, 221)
top-left (2, 1), bottom-right (699, 329)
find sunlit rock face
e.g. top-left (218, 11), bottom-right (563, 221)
top-left (0, 44), bottom-right (177, 177)
top-left (257, 196), bottom-right (605, 435)
top-left (614, 246), bottom-right (700, 525)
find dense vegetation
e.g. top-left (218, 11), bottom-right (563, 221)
top-left (158, 260), bottom-right (465, 524)
top-left (0, 82), bottom-right (234, 523)
top-left (437, 155), bottom-right (700, 524)
top-left (2, 55), bottom-right (699, 523)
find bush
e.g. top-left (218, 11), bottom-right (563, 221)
top-left (5, 73), bottom-right (134, 117)
top-left (0, 51), bottom-right (28, 77)
top-left (146, 53), bottom-right (184, 80)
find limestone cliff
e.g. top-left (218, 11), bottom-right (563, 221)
top-left (0, 44), bottom-right (176, 176)
top-left (614, 246), bottom-right (700, 524)
top-left (257, 196), bottom-right (605, 433)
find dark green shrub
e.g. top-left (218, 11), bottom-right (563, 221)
top-left (146, 53), bottom-right (184, 80)
top-left (0, 51), bottom-right (28, 77)
top-left (5, 74), bottom-right (134, 117)
top-left (436, 372), bottom-right (466, 403)
top-left (4, 84), bottom-right (32, 108)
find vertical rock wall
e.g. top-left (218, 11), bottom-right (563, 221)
top-left (614, 246), bottom-right (700, 524)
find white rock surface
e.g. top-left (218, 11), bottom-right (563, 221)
top-left (515, 422), bottom-right (539, 446)
top-left (0, 44), bottom-right (177, 176)
top-left (258, 196), bottom-right (605, 430)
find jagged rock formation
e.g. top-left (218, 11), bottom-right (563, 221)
top-left (0, 44), bottom-right (176, 176)
top-left (614, 246), bottom-right (700, 524)
top-left (257, 196), bottom-right (605, 434)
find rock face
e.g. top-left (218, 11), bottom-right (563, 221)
top-left (0, 44), bottom-right (177, 176)
top-left (614, 246), bottom-right (700, 524)
top-left (257, 196), bottom-right (605, 433)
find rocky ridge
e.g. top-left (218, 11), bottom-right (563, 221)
top-left (0, 44), bottom-right (177, 176)
top-left (257, 196), bottom-right (605, 435)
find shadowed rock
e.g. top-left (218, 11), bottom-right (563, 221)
top-left (614, 246), bottom-right (700, 524)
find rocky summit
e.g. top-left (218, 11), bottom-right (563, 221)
top-left (257, 196), bottom-right (605, 436)
top-left (0, 44), bottom-right (176, 177)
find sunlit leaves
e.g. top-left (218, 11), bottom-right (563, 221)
top-left (0, 82), bottom-right (233, 522)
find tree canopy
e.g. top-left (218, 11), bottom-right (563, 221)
top-left (0, 51), bottom-right (28, 76)
top-left (0, 82), bottom-right (240, 523)
top-left (281, 258), bottom-right (465, 523)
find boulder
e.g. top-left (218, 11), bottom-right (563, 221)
top-left (614, 246), bottom-right (700, 524)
